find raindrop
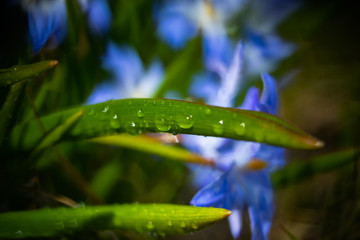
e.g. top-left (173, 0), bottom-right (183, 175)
top-left (127, 122), bottom-right (141, 135)
top-left (110, 117), bottom-right (121, 129)
top-left (87, 109), bottom-right (94, 115)
top-left (102, 106), bottom-right (109, 113)
top-left (177, 114), bottom-right (194, 129)
top-left (235, 122), bottom-right (246, 136)
top-left (13, 67), bottom-right (17, 71)
top-left (155, 114), bottom-right (171, 132)
top-left (137, 109), bottom-right (145, 118)
top-left (213, 120), bottom-right (224, 135)
top-left (205, 108), bottom-right (211, 115)
top-left (15, 230), bottom-right (23, 236)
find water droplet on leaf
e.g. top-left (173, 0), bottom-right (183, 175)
top-left (137, 109), bottom-right (145, 118)
top-left (178, 114), bottom-right (194, 129)
top-left (213, 120), bottom-right (224, 135)
top-left (155, 114), bottom-right (171, 132)
top-left (235, 122), bottom-right (246, 135)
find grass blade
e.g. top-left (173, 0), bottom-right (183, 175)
top-left (0, 204), bottom-right (231, 238)
top-left (87, 134), bottom-right (214, 165)
top-left (10, 98), bottom-right (323, 151)
top-left (0, 60), bottom-right (58, 86)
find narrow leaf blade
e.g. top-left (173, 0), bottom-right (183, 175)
top-left (87, 134), bottom-right (214, 165)
top-left (0, 204), bottom-right (231, 238)
top-left (0, 60), bottom-right (58, 86)
top-left (272, 147), bottom-right (360, 188)
top-left (10, 98), bottom-right (323, 151)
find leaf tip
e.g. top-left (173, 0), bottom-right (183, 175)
top-left (49, 60), bottom-right (59, 68)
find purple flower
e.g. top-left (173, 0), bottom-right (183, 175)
top-left (22, 0), bottom-right (112, 52)
top-left (87, 42), bottom-right (164, 104)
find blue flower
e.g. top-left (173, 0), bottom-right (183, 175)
top-left (154, 0), bottom-right (246, 50)
top-left (24, 0), bottom-right (68, 52)
top-left (82, 0), bottom-right (112, 36)
top-left (189, 73), bottom-right (284, 239)
top-left (87, 42), bottom-right (164, 104)
top-left (22, 0), bottom-right (112, 52)
top-left (183, 38), bottom-right (285, 238)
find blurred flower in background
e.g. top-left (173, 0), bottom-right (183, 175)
top-left (154, 0), bottom-right (246, 50)
top-left (87, 41), bottom-right (164, 104)
top-left (21, 0), bottom-right (112, 52)
top-left (242, 0), bottom-right (300, 76)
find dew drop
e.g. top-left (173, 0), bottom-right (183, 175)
top-left (235, 122), bottom-right (246, 135)
top-left (15, 230), bottom-right (23, 236)
top-left (88, 109), bottom-right (94, 115)
top-left (180, 222), bottom-right (187, 228)
top-left (137, 109), bottom-right (145, 118)
top-left (167, 220), bottom-right (173, 226)
top-left (110, 116), bottom-right (121, 129)
top-left (205, 108), bottom-right (211, 115)
top-left (213, 120), bottom-right (224, 135)
top-left (177, 114), bottom-right (194, 129)
top-left (155, 114), bottom-right (171, 132)
top-left (127, 122), bottom-right (141, 135)
top-left (147, 221), bottom-right (155, 230)
top-left (102, 106), bottom-right (109, 113)
top-left (13, 67), bottom-right (17, 71)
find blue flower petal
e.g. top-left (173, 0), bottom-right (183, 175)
top-left (258, 73), bottom-right (278, 115)
top-left (87, 0), bottom-right (112, 36)
top-left (240, 87), bottom-right (260, 110)
top-left (191, 171), bottom-right (238, 209)
top-left (156, 5), bottom-right (198, 50)
top-left (228, 209), bottom-right (243, 239)
top-left (203, 34), bottom-right (234, 71)
top-left (189, 71), bottom-right (219, 103)
top-left (135, 59), bottom-right (164, 97)
top-left (102, 42), bottom-right (144, 95)
top-left (27, 1), bottom-right (67, 52)
top-left (86, 81), bottom-right (122, 104)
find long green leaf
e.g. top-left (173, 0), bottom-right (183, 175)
top-left (272, 147), bottom-right (360, 189)
top-left (87, 134), bottom-right (214, 165)
top-left (10, 98), bottom-right (323, 151)
top-left (0, 60), bottom-right (58, 86)
top-left (31, 110), bottom-right (84, 157)
top-left (0, 82), bottom-right (25, 147)
top-left (0, 204), bottom-right (231, 238)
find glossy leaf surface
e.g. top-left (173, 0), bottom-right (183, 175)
top-left (10, 98), bottom-right (323, 151)
top-left (0, 204), bottom-right (231, 238)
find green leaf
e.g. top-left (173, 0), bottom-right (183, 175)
top-left (10, 98), bottom-right (323, 151)
top-left (0, 204), bottom-right (231, 238)
top-left (31, 110), bottom-right (84, 157)
top-left (272, 147), bottom-right (360, 189)
top-left (0, 82), bottom-right (25, 147)
top-left (0, 60), bottom-right (58, 86)
top-left (87, 134), bottom-right (214, 165)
